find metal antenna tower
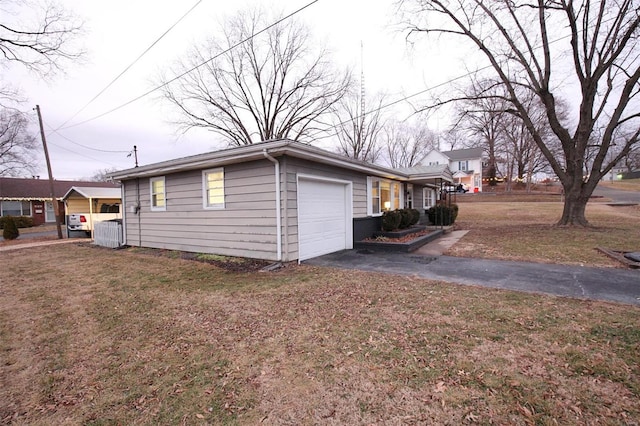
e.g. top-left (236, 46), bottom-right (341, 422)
top-left (360, 41), bottom-right (366, 122)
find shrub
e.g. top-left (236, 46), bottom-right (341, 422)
top-left (381, 210), bottom-right (402, 231)
top-left (408, 208), bottom-right (421, 226)
top-left (399, 209), bottom-right (413, 229)
top-left (2, 216), bottom-right (19, 240)
top-left (426, 203), bottom-right (459, 226)
top-left (0, 216), bottom-right (33, 229)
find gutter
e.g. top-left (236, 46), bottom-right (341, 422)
top-left (263, 149), bottom-right (282, 262)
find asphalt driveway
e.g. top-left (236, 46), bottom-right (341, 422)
top-left (304, 250), bottom-right (640, 306)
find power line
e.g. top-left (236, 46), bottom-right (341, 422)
top-left (45, 139), bottom-right (121, 167)
top-left (56, 0), bottom-right (203, 131)
top-left (310, 66), bottom-right (486, 141)
top-left (314, 26), bottom-right (581, 139)
top-left (45, 123), bottom-right (131, 154)
top-left (59, 0), bottom-right (320, 131)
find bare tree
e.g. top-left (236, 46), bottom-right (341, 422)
top-left (0, 0), bottom-right (84, 77)
top-left (383, 119), bottom-right (435, 168)
top-left (87, 167), bottom-right (118, 182)
top-left (450, 79), bottom-right (508, 186)
top-left (623, 147), bottom-right (640, 173)
top-left (333, 90), bottom-right (386, 163)
top-left (400, 0), bottom-right (640, 226)
top-left (0, 109), bottom-right (36, 176)
top-left (161, 8), bottom-right (351, 147)
top-left (0, 0), bottom-right (83, 177)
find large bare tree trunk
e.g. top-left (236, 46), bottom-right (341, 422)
top-left (560, 186), bottom-right (590, 226)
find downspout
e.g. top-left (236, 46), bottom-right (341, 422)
top-left (263, 149), bottom-right (282, 262)
top-left (136, 178), bottom-right (141, 247)
top-left (120, 183), bottom-right (127, 246)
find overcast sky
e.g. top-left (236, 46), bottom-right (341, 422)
top-left (7, 0), bottom-right (472, 180)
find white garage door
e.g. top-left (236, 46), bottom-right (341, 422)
top-left (298, 177), bottom-right (352, 261)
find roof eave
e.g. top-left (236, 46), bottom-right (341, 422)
top-left (109, 140), bottom-right (410, 181)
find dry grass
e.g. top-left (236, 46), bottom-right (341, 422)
top-left (449, 201), bottom-right (640, 267)
top-left (599, 178), bottom-right (640, 191)
top-left (1, 243), bottom-right (639, 425)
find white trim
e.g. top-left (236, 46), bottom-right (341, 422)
top-left (263, 150), bottom-right (282, 262)
top-left (367, 176), bottom-right (404, 216)
top-left (296, 174), bottom-right (353, 262)
top-left (150, 176), bottom-right (166, 211)
top-left (120, 185), bottom-right (127, 246)
top-left (201, 168), bottom-right (225, 210)
top-left (423, 187), bottom-right (436, 209)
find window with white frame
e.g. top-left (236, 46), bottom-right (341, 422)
top-left (0, 200), bottom-right (31, 217)
top-left (458, 160), bottom-right (469, 171)
top-left (423, 188), bottom-right (436, 209)
top-left (370, 178), bottom-right (380, 215)
top-left (367, 177), bottom-right (402, 215)
top-left (203, 168), bottom-right (225, 209)
top-left (150, 177), bottom-right (166, 211)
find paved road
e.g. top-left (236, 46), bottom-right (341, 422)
top-left (594, 184), bottom-right (640, 203)
top-left (0, 229), bottom-right (63, 241)
top-left (305, 251), bottom-right (640, 306)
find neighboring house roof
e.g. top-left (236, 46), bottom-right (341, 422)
top-left (0, 177), bottom-right (118, 201)
top-left (62, 186), bottom-right (122, 200)
top-left (397, 164), bottom-right (452, 183)
top-left (441, 147), bottom-right (484, 161)
top-left (452, 170), bottom-right (473, 178)
top-left (110, 139), bottom-right (454, 184)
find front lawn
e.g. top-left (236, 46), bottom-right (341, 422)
top-left (1, 244), bottom-right (638, 424)
top-left (450, 202), bottom-right (640, 267)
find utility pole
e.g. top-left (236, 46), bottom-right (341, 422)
top-left (35, 105), bottom-right (63, 239)
top-left (128, 145), bottom-right (139, 167)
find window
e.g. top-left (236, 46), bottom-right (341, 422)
top-left (150, 177), bottom-right (166, 211)
top-left (100, 203), bottom-right (120, 213)
top-left (423, 188), bottom-right (436, 209)
top-left (367, 177), bottom-right (402, 215)
top-left (370, 178), bottom-right (380, 215)
top-left (405, 184), bottom-right (413, 208)
top-left (1, 200), bottom-right (31, 217)
top-left (203, 168), bottom-right (225, 209)
top-left (458, 160), bottom-right (469, 171)
top-left (393, 183), bottom-right (401, 210)
top-left (428, 161), bottom-right (439, 166)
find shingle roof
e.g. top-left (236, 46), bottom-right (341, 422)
top-left (62, 186), bottom-right (122, 200)
top-left (0, 177), bottom-right (118, 200)
top-left (396, 164), bottom-right (449, 175)
top-left (110, 139), bottom-right (454, 183)
top-left (442, 147), bottom-right (484, 161)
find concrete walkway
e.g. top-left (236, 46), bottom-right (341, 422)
top-left (0, 238), bottom-right (77, 252)
top-left (305, 233), bottom-right (640, 306)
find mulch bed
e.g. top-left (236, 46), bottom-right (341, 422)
top-left (362, 230), bottom-right (430, 243)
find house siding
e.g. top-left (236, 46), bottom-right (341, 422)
top-left (122, 159), bottom-right (279, 261)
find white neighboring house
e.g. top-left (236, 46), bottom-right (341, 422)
top-left (421, 147), bottom-right (484, 193)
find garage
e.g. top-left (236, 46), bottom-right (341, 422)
top-left (297, 176), bottom-right (353, 261)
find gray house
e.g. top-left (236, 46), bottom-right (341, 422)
top-left (110, 140), bottom-right (452, 262)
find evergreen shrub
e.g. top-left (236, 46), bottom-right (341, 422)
top-left (2, 216), bottom-right (19, 240)
top-left (426, 203), bottom-right (459, 226)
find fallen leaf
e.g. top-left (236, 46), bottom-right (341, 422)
top-left (434, 381), bottom-right (446, 393)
